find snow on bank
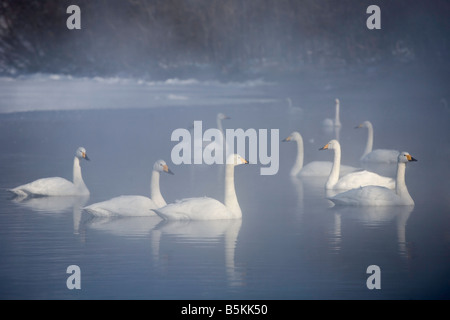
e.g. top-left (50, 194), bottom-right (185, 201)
top-left (0, 74), bottom-right (275, 114)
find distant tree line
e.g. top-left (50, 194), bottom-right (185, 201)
top-left (0, 0), bottom-right (448, 78)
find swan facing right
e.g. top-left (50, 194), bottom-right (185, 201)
top-left (83, 159), bottom-right (173, 217)
top-left (154, 154), bottom-right (248, 220)
top-left (9, 147), bottom-right (90, 198)
top-left (328, 152), bottom-right (417, 206)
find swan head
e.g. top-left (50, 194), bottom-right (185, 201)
top-left (226, 154), bottom-right (249, 166)
top-left (153, 159), bottom-right (174, 175)
top-left (398, 152), bottom-right (417, 164)
top-left (282, 131), bottom-right (301, 142)
top-left (335, 98), bottom-right (340, 104)
top-left (355, 120), bottom-right (372, 129)
top-left (75, 147), bottom-right (89, 161)
top-left (217, 113), bottom-right (230, 121)
top-left (319, 139), bottom-right (340, 151)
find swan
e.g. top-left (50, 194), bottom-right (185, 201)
top-left (328, 152), bottom-right (417, 206)
top-left (319, 139), bottom-right (395, 190)
top-left (83, 159), bottom-right (173, 217)
top-left (322, 98), bottom-right (341, 127)
top-left (356, 121), bottom-right (399, 163)
top-left (9, 147), bottom-right (90, 197)
top-left (286, 98), bottom-right (303, 115)
top-left (203, 112), bottom-right (231, 156)
top-left (154, 154), bottom-right (248, 220)
top-left (282, 131), bottom-right (360, 177)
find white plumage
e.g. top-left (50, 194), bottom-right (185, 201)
top-left (328, 152), bottom-right (417, 206)
top-left (9, 147), bottom-right (90, 198)
top-left (320, 139), bottom-right (395, 190)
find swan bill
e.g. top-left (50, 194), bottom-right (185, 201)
top-left (82, 152), bottom-right (90, 161)
top-left (406, 154), bottom-right (417, 162)
top-left (319, 143), bottom-right (329, 150)
top-left (282, 136), bottom-right (291, 142)
top-left (163, 164), bottom-right (174, 175)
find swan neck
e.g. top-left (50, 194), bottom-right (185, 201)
top-left (291, 136), bottom-right (304, 176)
top-left (395, 162), bottom-right (413, 204)
top-left (335, 101), bottom-right (341, 126)
top-left (363, 123), bottom-right (374, 157)
top-left (326, 145), bottom-right (341, 189)
top-left (151, 170), bottom-right (166, 207)
top-left (217, 117), bottom-right (224, 135)
top-left (73, 157), bottom-right (89, 193)
top-left (224, 164), bottom-right (242, 218)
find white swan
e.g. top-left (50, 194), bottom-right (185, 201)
top-left (328, 152), bottom-right (417, 206)
top-left (203, 112), bottom-right (231, 156)
top-left (322, 98), bottom-right (341, 127)
top-left (286, 98), bottom-right (303, 115)
top-left (83, 160), bottom-right (173, 217)
top-left (154, 154), bottom-right (248, 220)
top-left (319, 139), bottom-right (395, 190)
top-left (282, 131), bottom-right (360, 177)
top-left (9, 147), bottom-right (90, 197)
top-left (356, 121), bottom-right (399, 163)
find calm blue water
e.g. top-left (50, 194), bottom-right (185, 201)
top-left (0, 74), bottom-right (449, 300)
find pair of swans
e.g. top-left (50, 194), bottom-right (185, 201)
top-left (9, 147), bottom-right (90, 198)
top-left (327, 151), bottom-right (417, 206)
top-left (84, 159), bottom-right (174, 216)
top-left (282, 131), bottom-right (359, 177)
top-left (87, 153), bottom-right (247, 220)
top-left (356, 120), bottom-right (399, 163)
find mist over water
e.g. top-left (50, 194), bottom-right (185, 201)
top-left (0, 1), bottom-right (449, 300)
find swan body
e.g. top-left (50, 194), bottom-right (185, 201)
top-left (9, 147), bottom-right (90, 197)
top-left (84, 160), bottom-right (173, 217)
top-left (283, 131), bottom-right (360, 177)
top-left (328, 152), bottom-right (417, 206)
top-left (155, 154), bottom-right (248, 220)
top-left (356, 121), bottom-right (399, 163)
top-left (322, 98), bottom-right (341, 127)
top-left (320, 140), bottom-right (395, 190)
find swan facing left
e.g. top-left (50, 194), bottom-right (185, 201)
top-left (154, 154), bottom-right (248, 221)
top-left (9, 147), bottom-right (90, 198)
top-left (83, 159), bottom-right (173, 217)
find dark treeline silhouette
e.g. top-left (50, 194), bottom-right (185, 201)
top-left (0, 0), bottom-right (448, 79)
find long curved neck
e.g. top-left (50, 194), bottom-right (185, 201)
top-left (291, 137), bottom-right (304, 176)
top-left (326, 145), bottom-right (341, 189)
top-left (335, 101), bottom-right (341, 127)
top-left (363, 122), bottom-right (374, 157)
top-left (150, 170), bottom-right (166, 207)
top-left (217, 117), bottom-right (224, 135)
top-left (395, 162), bottom-right (414, 205)
top-left (224, 164), bottom-right (242, 218)
top-left (73, 157), bottom-right (88, 193)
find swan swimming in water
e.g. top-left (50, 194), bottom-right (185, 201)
top-left (319, 139), bottom-right (395, 190)
top-left (9, 147), bottom-right (90, 198)
top-left (356, 120), bottom-right (399, 163)
top-left (328, 152), bottom-right (417, 206)
top-left (282, 131), bottom-right (360, 177)
top-left (83, 159), bottom-right (173, 217)
top-left (154, 154), bottom-right (248, 220)
top-left (322, 98), bottom-right (341, 127)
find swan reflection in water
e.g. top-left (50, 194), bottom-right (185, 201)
top-left (11, 194), bottom-right (89, 234)
top-left (328, 205), bottom-right (414, 259)
top-left (151, 219), bottom-right (244, 288)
